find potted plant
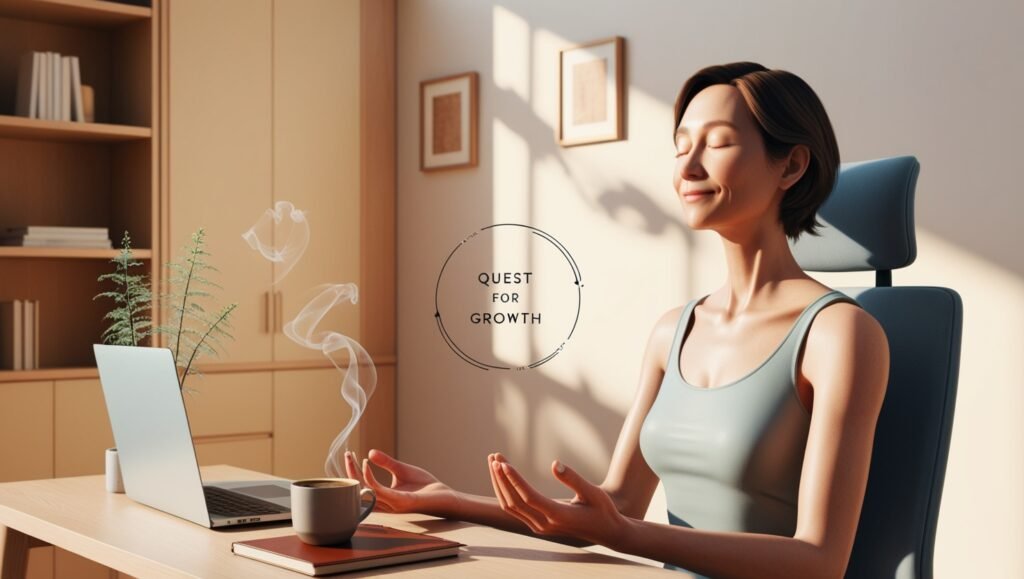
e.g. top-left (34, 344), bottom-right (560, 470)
top-left (95, 229), bottom-right (237, 491)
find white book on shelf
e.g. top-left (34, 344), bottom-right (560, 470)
top-left (0, 300), bottom-right (24, 371)
top-left (50, 52), bottom-right (60, 121)
top-left (71, 57), bottom-right (85, 123)
top-left (0, 238), bottom-right (113, 249)
top-left (39, 52), bottom-right (49, 120)
top-left (15, 52), bottom-right (40, 118)
top-left (22, 301), bottom-right (34, 370)
top-left (61, 56), bottom-right (72, 122)
top-left (3, 226), bottom-right (110, 238)
top-left (51, 52), bottom-right (60, 120)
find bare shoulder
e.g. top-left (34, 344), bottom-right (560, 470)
top-left (648, 305), bottom-right (685, 373)
top-left (803, 299), bottom-right (890, 405)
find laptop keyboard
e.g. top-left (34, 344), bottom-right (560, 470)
top-left (203, 486), bottom-right (289, 517)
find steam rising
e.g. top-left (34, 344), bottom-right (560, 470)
top-left (243, 203), bottom-right (376, 477)
top-left (283, 283), bottom-right (377, 477)
top-left (241, 200), bottom-right (310, 285)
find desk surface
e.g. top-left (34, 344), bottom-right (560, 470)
top-left (0, 465), bottom-right (681, 578)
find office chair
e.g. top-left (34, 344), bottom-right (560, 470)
top-left (789, 155), bottom-right (963, 579)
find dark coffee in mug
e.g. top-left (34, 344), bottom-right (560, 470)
top-left (294, 480), bottom-right (353, 489)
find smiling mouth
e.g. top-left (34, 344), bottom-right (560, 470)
top-left (683, 190), bottom-right (715, 199)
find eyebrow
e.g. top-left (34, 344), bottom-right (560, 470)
top-left (675, 120), bottom-right (739, 136)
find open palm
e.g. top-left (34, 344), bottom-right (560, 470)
top-left (344, 449), bottom-right (454, 514)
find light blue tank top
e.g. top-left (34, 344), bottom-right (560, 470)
top-left (638, 290), bottom-right (859, 575)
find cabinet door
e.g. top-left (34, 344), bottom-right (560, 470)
top-left (185, 371), bottom-right (273, 473)
top-left (271, 0), bottom-right (362, 361)
top-left (273, 369), bottom-right (360, 479)
top-left (0, 381), bottom-right (54, 579)
top-left (52, 383), bottom-right (120, 579)
top-left (168, 0), bottom-right (274, 363)
top-left (0, 381), bottom-right (53, 482)
top-left (194, 437), bottom-right (272, 473)
top-left (54, 379), bottom-right (114, 478)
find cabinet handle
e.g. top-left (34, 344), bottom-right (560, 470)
top-left (263, 291), bottom-right (272, 334)
top-left (275, 291), bottom-right (283, 333)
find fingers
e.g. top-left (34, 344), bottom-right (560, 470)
top-left (367, 448), bottom-right (405, 486)
top-left (490, 456), bottom-right (549, 532)
top-left (550, 460), bottom-right (594, 503)
top-left (487, 454), bottom-right (509, 510)
top-left (344, 451), bottom-right (366, 485)
top-left (361, 459), bottom-right (403, 513)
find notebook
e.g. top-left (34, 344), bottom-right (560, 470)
top-left (232, 524), bottom-right (464, 576)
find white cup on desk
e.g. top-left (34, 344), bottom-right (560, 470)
top-left (290, 478), bottom-right (376, 545)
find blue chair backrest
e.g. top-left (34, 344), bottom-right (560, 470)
top-left (789, 156), bottom-right (963, 579)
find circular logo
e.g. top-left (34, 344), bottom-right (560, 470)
top-left (434, 224), bottom-right (582, 370)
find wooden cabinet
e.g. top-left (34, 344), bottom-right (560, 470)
top-left (271, 0), bottom-right (362, 362)
top-left (54, 379), bottom-right (114, 477)
top-left (186, 372), bottom-right (274, 473)
top-left (0, 381), bottom-right (53, 482)
top-left (0, 381), bottom-right (54, 578)
top-left (167, 0), bottom-right (362, 365)
top-left (273, 368), bottom-right (360, 480)
top-left (166, 0), bottom-right (274, 364)
top-left (53, 378), bottom-right (119, 579)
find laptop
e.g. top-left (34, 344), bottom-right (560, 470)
top-left (94, 344), bottom-right (292, 528)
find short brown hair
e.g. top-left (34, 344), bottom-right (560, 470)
top-left (673, 62), bottom-right (840, 242)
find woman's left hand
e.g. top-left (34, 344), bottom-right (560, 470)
top-left (488, 452), bottom-right (627, 547)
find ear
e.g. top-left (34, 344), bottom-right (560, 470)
top-left (779, 144), bottom-right (811, 191)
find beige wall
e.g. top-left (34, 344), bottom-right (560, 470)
top-left (396, 1), bottom-right (1024, 575)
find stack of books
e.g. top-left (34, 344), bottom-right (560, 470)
top-left (0, 300), bottom-right (40, 371)
top-left (0, 226), bottom-right (112, 249)
top-left (15, 51), bottom-right (86, 122)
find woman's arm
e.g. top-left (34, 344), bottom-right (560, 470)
top-left (349, 307), bottom-right (680, 540)
top-left (491, 303), bottom-right (890, 578)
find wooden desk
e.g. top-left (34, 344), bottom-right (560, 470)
top-left (0, 465), bottom-right (681, 578)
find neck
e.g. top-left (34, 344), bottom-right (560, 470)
top-left (714, 220), bottom-right (807, 318)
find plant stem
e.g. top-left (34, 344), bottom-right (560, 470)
top-left (173, 241), bottom-right (199, 366)
top-left (121, 251), bottom-right (138, 347)
top-left (180, 304), bottom-right (235, 385)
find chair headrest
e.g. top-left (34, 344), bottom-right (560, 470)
top-left (789, 155), bottom-right (919, 272)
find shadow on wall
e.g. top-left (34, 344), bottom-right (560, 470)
top-left (478, 3), bottom-right (698, 488)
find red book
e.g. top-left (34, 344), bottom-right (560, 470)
top-left (231, 524), bottom-right (464, 576)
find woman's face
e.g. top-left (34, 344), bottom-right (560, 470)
top-left (673, 84), bottom-right (786, 237)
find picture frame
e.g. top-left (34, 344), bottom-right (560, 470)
top-left (420, 71), bottom-right (478, 172)
top-left (558, 36), bottom-right (625, 147)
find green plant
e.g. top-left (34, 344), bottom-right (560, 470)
top-left (94, 231), bottom-right (152, 347)
top-left (157, 228), bottom-right (238, 391)
top-left (96, 228), bottom-right (237, 392)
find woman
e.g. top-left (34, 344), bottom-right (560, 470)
top-left (345, 62), bottom-right (890, 578)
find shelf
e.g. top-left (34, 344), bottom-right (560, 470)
top-left (0, 247), bottom-right (152, 259)
top-left (0, 115), bottom-right (151, 142)
top-left (0, 0), bottom-right (150, 28)
top-left (0, 366), bottom-right (98, 381)
top-left (0, 357), bottom-right (399, 383)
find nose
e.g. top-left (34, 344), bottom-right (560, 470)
top-left (679, 146), bottom-right (707, 181)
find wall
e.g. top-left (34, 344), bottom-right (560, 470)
top-left (395, 1), bottom-right (1024, 575)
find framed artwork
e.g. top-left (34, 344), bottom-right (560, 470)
top-left (558, 36), bottom-right (625, 147)
top-left (420, 72), bottom-right (478, 172)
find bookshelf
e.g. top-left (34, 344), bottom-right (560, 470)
top-left (0, 0), bottom-right (159, 377)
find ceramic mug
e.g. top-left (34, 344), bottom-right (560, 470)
top-left (290, 478), bottom-right (376, 545)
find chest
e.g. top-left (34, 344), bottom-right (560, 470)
top-left (679, 308), bottom-right (816, 409)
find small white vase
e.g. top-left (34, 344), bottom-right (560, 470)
top-left (105, 447), bottom-right (125, 493)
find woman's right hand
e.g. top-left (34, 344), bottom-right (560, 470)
top-left (344, 449), bottom-right (458, 515)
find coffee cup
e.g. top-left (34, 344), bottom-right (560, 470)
top-left (290, 478), bottom-right (376, 545)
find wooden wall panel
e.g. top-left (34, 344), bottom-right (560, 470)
top-left (358, 0), bottom-right (396, 457)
